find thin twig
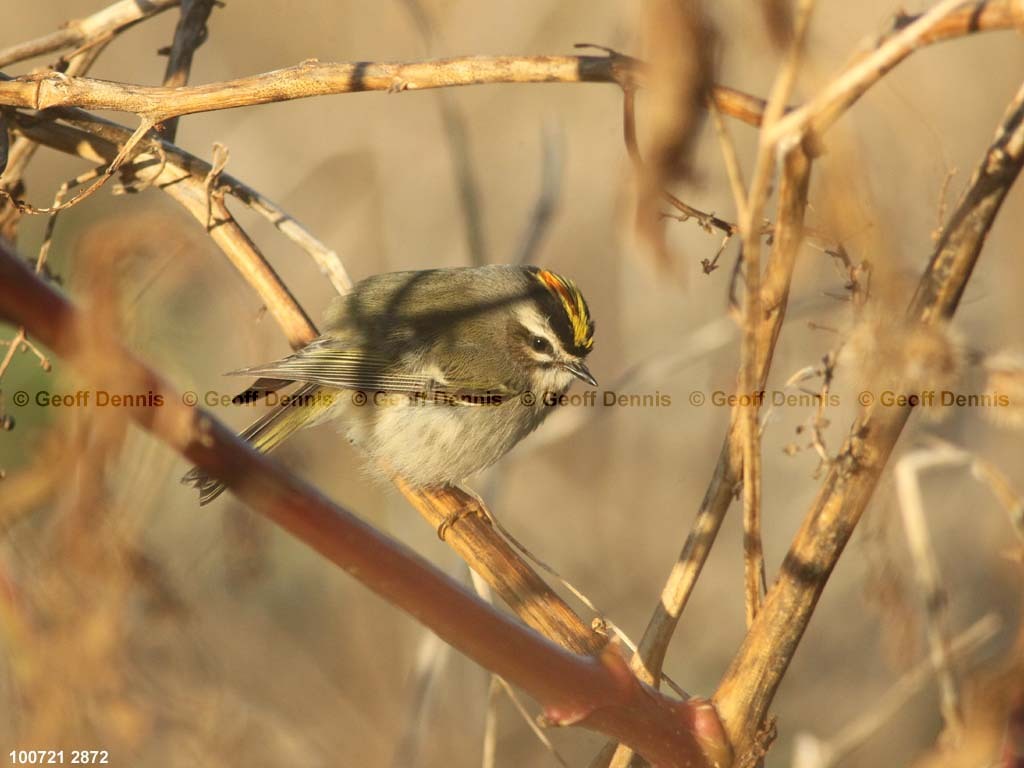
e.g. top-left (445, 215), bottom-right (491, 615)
top-left (439, 95), bottom-right (487, 266)
top-left (483, 506), bottom-right (689, 699)
top-left (737, 0), bottom-right (816, 631)
top-left (9, 109), bottom-right (353, 311)
top-left (391, 630), bottom-right (450, 768)
top-left (515, 121), bottom-right (565, 265)
top-left (468, 569), bottom-right (570, 768)
top-left (895, 445), bottom-right (965, 742)
top-left (5, 117), bottom-right (155, 214)
top-left (765, 0), bottom-right (976, 148)
top-left (0, 0), bottom-right (181, 69)
top-left (0, 14), bottom-right (122, 240)
top-left (482, 675), bottom-right (500, 768)
top-left (792, 614), bottom-right (1001, 768)
top-left (159, 0), bottom-right (216, 142)
top-left (708, 98), bottom-right (749, 224)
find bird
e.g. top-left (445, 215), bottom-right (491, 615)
top-left (182, 264), bottom-right (596, 504)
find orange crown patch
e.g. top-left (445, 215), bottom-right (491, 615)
top-left (533, 269), bottom-right (594, 351)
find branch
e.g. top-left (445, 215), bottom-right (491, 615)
top-left (0, 53), bottom-right (767, 126)
top-left (734, 0), bottom-right (816, 632)
top-left (0, 1), bottom-right (1015, 130)
top-left (0, 241), bottom-right (732, 768)
top-left (0, 0), bottom-right (142, 240)
top-left (596, 143), bottom-right (814, 768)
top-left (635, 147), bottom-right (813, 690)
top-left (0, 0), bottom-right (181, 69)
top-left (713, 77), bottom-right (1024, 766)
top-left (159, 0), bottom-right (216, 142)
top-left (766, 0), bottom-right (1024, 146)
top-left (8, 108), bottom-right (352, 296)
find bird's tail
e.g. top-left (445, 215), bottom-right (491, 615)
top-left (181, 383), bottom-right (339, 505)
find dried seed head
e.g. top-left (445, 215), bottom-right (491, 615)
top-left (983, 352), bottom-right (1024, 429)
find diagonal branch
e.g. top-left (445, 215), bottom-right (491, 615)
top-left (0, 240), bottom-right (732, 768)
top-left (4, 101), bottom-right (603, 656)
top-left (8, 108), bottom-right (353, 299)
top-left (0, 0), bottom-right (181, 69)
top-left (713, 77), bottom-right (1024, 767)
top-left (765, 0), bottom-right (1022, 147)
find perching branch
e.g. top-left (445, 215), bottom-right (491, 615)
top-left (0, 240), bottom-right (732, 768)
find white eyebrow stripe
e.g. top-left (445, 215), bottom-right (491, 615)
top-left (513, 304), bottom-right (567, 360)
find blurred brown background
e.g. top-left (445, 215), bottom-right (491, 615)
top-left (2, 2), bottom-right (1023, 766)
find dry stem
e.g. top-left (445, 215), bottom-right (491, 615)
top-left (765, 0), bottom-right (1021, 147)
top-left (713, 78), bottom-right (1024, 766)
top-left (0, 0), bottom-right (181, 69)
top-left (0, 54), bottom-right (765, 127)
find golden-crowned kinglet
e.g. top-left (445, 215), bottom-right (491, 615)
top-left (183, 265), bottom-right (596, 504)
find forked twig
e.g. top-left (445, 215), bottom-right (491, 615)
top-left (714, 78), bottom-right (1024, 766)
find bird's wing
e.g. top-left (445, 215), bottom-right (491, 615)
top-left (227, 337), bottom-right (518, 404)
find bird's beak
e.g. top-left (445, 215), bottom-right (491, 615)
top-left (562, 360), bottom-right (597, 387)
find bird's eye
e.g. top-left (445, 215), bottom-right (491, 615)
top-left (530, 335), bottom-right (553, 354)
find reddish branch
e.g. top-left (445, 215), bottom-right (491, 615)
top-left (0, 242), bottom-right (732, 768)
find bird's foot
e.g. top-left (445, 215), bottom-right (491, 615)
top-left (436, 486), bottom-right (493, 540)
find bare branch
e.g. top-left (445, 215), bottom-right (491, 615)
top-left (0, 0), bottom-right (181, 69)
top-left (0, 53), bottom-right (767, 125)
top-left (713, 78), bottom-right (1024, 765)
top-left (765, 0), bottom-right (1016, 147)
top-left (7, 109), bottom-right (353, 295)
top-left (736, 0), bottom-right (816, 631)
top-left (159, 0), bottom-right (217, 142)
